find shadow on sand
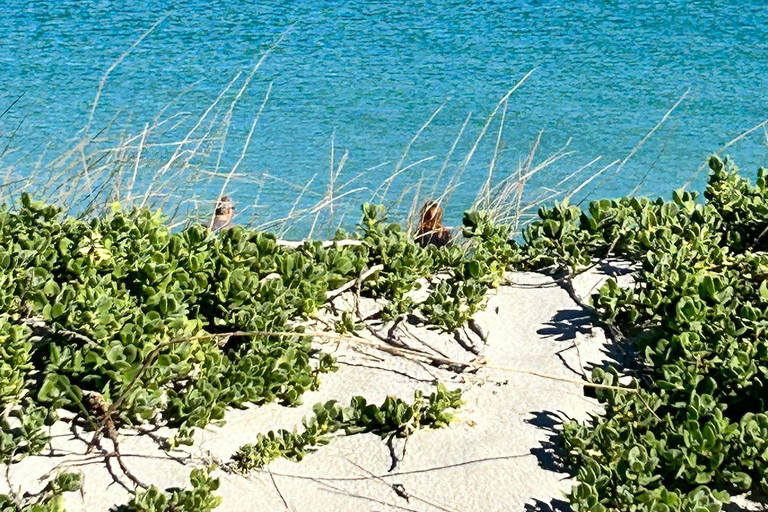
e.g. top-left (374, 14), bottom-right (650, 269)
top-left (524, 498), bottom-right (573, 512)
top-left (524, 270), bottom-right (642, 512)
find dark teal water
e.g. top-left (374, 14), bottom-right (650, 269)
top-left (1, 1), bottom-right (767, 231)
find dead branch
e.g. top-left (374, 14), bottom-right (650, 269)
top-left (453, 330), bottom-right (480, 355)
top-left (267, 467), bottom-right (289, 510)
top-left (326, 264), bottom-right (384, 300)
top-left (561, 274), bottom-right (624, 345)
top-left (231, 329), bottom-right (639, 393)
top-left (86, 392), bottom-right (147, 489)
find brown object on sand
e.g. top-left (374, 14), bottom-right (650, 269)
top-left (415, 201), bottom-right (452, 248)
top-left (210, 195), bottom-right (235, 231)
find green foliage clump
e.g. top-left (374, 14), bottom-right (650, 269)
top-left (0, 315), bottom-right (49, 463)
top-left (357, 204), bottom-right (521, 330)
top-left (0, 472), bottom-right (81, 512)
top-left (420, 210), bottom-right (521, 331)
top-left (520, 156), bottom-right (768, 510)
top-left (356, 203), bottom-right (436, 318)
top-left (20, 153), bottom-right (768, 512)
top-left (114, 468), bottom-right (221, 512)
top-left (0, 316), bottom-right (32, 405)
top-left (0, 194), bottom-right (497, 508)
top-left (0, 190), bottom-right (517, 512)
top-left (232, 384), bottom-right (462, 472)
top-left (0, 195), bottom-right (364, 453)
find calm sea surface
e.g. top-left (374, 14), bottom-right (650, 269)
top-left (1, 1), bottom-right (767, 232)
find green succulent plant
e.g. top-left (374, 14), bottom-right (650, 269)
top-left (232, 384), bottom-right (462, 472)
top-left (113, 469), bottom-right (221, 512)
top-left (522, 156), bottom-right (768, 510)
top-left (0, 471), bottom-right (81, 512)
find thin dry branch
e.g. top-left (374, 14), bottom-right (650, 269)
top-left (326, 264), bottom-right (384, 300)
top-left (200, 329), bottom-right (640, 394)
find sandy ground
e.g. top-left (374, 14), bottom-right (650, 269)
top-left (1, 268), bottom-right (633, 511)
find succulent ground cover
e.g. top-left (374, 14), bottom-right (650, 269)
top-left (0, 471), bottom-right (81, 512)
top-left (0, 194), bottom-right (506, 509)
top-left (526, 157), bottom-right (768, 510)
top-left (2, 155), bottom-right (768, 510)
top-left (232, 384), bottom-right (462, 473)
top-left (0, 469), bottom-right (222, 512)
top-left (114, 469), bottom-right (222, 512)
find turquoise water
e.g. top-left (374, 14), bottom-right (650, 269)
top-left (1, 1), bottom-right (767, 232)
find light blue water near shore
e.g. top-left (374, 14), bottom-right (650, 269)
top-left (1, 1), bottom-right (767, 232)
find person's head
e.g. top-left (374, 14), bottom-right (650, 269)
top-left (215, 196), bottom-right (234, 219)
top-left (418, 201), bottom-right (443, 233)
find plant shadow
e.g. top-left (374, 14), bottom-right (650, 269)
top-left (524, 498), bottom-right (573, 512)
top-left (538, 302), bottom-right (643, 381)
top-left (599, 259), bottom-right (635, 276)
top-left (525, 410), bottom-right (572, 475)
top-left (524, 411), bottom-right (578, 512)
top-left (537, 308), bottom-right (592, 343)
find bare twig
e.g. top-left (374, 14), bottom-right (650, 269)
top-left (326, 264), bottom-right (384, 300)
top-left (87, 393), bottom-right (147, 489)
top-left (267, 467), bottom-right (289, 510)
top-left (209, 329), bottom-right (640, 393)
top-left (343, 457), bottom-right (459, 512)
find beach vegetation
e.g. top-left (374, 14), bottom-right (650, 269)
top-left (114, 469), bottom-right (221, 512)
top-left (3, 149), bottom-right (768, 511)
top-left (232, 384), bottom-right (462, 473)
top-left (526, 156), bottom-right (768, 510)
top-left (0, 471), bottom-right (81, 512)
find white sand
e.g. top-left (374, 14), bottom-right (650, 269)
top-left (1, 269), bottom-right (629, 511)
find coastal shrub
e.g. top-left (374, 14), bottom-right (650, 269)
top-left (357, 203), bottom-right (521, 330)
top-left (0, 317), bottom-right (32, 405)
top-left (0, 315), bottom-right (48, 464)
top-left (114, 468), bottom-right (221, 512)
top-left (355, 203), bottom-right (434, 318)
top-left (12, 155), bottom-right (768, 512)
top-left (419, 210), bottom-right (520, 331)
top-left (0, 196), bottom-right (364, 453)
top-left (521, 156), bottom-right (768, 510)
top-left (0, 193), bottom-right (494, 500)
top-left (232, 384), bottom-right (462, 472)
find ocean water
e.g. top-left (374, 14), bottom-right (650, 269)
top-left (1, 1), bottom-right (767, 233)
